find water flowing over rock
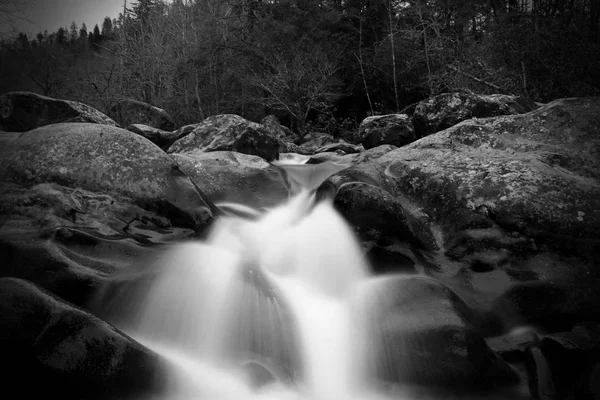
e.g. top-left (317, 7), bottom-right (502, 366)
top-left (357, 275), bottom-right (519, 389)
top-left (172, 151), bottom-right (291, 212)
top-left (324, 96), bottom-right (600, 333)
top-left (108, 99), bottom-right (176, 131)
top-left (168, 114), bottom-right (280, 162)
top-left (2, 94), bottom-right (598, 400)
top-left (0, 91), bottom-right (117, 132)
top-left (0, 123), bottom-right (215, 304)
top-left (0, 277), bottom-right (168, 400)
top-left (357, 114), bottom-right (416, 149)
top-left (412, 92), bottom-right (537, 137)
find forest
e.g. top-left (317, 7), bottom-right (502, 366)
top-left (1, 0), bottom-right (599, 134)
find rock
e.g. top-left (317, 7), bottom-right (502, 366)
top-left (172, 151), bottom-right (291, 211)
top-left (324, 97), bottom-right (600, 332)
top-left (0, 91), bottom-right (117, 132)
top-left (359, 275), bottom-right (519, 390)
top-left (0, 123), bottom-right (216, 304)
top-left (520, 323), bottom-right (600, 399)
top-left (261, 115), bottom-right (294, 139)
top-left (357, 114), bottom-right (416, 149)
top-left (223, 264), bottom-right (302, 384)
top-left (412, 92), bottom-right (536, 137)
top-left (0, 123), bottom-right (214, 228)
top-left (168, 114), bottom-right (280, 162)
top-left (314, 140), bottom-right (364, 154)
top-left (108, 99), bottom-right (176, 131)
top-left (491, 281), bottom-right (600, 333)
top-left (0, 277), bottom-right (168, 400)
top-left (241, 361), bottom-right (278, 389)
top-left (127, 123), bottom-right (181, 151)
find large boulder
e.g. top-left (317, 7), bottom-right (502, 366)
top-left (0, 123), bottom-right (215, 305)
top-left (172, 151), bottom-right (291, 211)
top-left (0, 277), bottom-right (168, 400)
top-left (109, 99), bottom-right (176, 131)
top-left (356, 114), bottom-right (416, 149)
top-left (325, 97), bottom-right (600, 332)
top-left (359, 275), bottom-right (519, 390)
top-left (0, 91), bottom-right (117, 132)
top-left (168, 114), bottom-right (280, 162)
top-left (412, 92), bottom-right (536, 137)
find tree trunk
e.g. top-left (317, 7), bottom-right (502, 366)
top-left (387, 0), bottom-right (400, 112)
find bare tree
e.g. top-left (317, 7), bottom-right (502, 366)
top-left (250, 44), bottom-right (343, 137)
top-left (0, 0), bottom-right (31, 36)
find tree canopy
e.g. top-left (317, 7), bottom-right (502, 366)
top-left (1, 0), bottom-right (598, 134)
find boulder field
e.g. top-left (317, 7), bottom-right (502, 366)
top-left (0, 91), bottom-right (598, 399)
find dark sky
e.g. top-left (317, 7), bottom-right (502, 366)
top-left (8, 0), bottom-right (127, 38)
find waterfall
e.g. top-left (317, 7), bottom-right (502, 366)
top-left (90, 159), bottom-right (524, 400)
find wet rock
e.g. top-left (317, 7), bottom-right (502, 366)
top-left (168, 114), bottom-right (279, 162)
top-left (524, 344), bottom-right (556, 400)
top-left (491, 281), bottom-right (600, 332)
top-left (519, 323), bottom-right (600, 400)
top-left (172, 151), bottom-right (291, 211)
top-left (0, 277), bottom-right (168, 400)
top-left (0, 123), bottom-right (215, 304)
top-left (0, 182), bottom-right (194, 305)
top-left (241, 361), bottom-right (278, 389)
top-left (223, 265), bottom-right (303, 384)
top-left (127, 123), bottom-right (181, 151)
top-left (324, 97), bottom-right (600, 336)
top-left (108, 99), bottom-right (175, 131)
top-left (357, 114), bottom-right (416, 149)
top-left (0, 91), bottom-right (117, 132)
top-left (360, 275), bottom-right (519, 390)
top-left (412, 92), bottom-right (536, 137)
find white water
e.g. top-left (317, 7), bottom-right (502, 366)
top-left (95, 186), bottom-right (401, 400)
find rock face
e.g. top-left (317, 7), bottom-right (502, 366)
top-left (325, 97), bottom-right (600, 332)
top-left (360, 275), bottom-right (519, 389)
top-left (0, 277), bottom-right (168, 400)
top-left (0, 123), bottom-right (215, 304)
top-left (168, 114), bottom-right (280, 162)
top-left (172, 151), bottom-right (291, 211)
top-left (0, 91), bottom-right (117, 132)
top-left (412, 92), bottom-right (536, 137)
top-left (357, 114), bottom-right (416, 149)
top-left (109, 99), bottom-right (176, 131)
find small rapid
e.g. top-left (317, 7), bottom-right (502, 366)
top-left (90, 157), bottom-right (526, 400)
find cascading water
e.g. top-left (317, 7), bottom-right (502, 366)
top-left (91, 159), bottom-right (525, 400)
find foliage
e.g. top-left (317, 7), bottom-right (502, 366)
top-left (0, 0), bottom-right (598, 133)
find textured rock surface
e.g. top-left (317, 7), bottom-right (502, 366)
top-left (172, 151), bottom-right (291, 211)
top-left (168, 114), bottom-right (280, 162)
top-left (360, 275), bottom-right (519, 389)
top-left (325, 97), bottom-right (600, 333)
top-left (412, 92), bottom-right (537, 137)
top-left (0, 91), bottom-right (117, 132)
top-left (0, 277), bottom-right (168, 400)
top-left (357, 114), bottom-right (416, 149)
top-left (261, 115), bottom-right (294, 139)
top-left (0, 123), bottom-right (214, 225)
top-left (109, 99), bottom-right (176, 131)
top-left (0, 123), bottom-right (215, 304)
